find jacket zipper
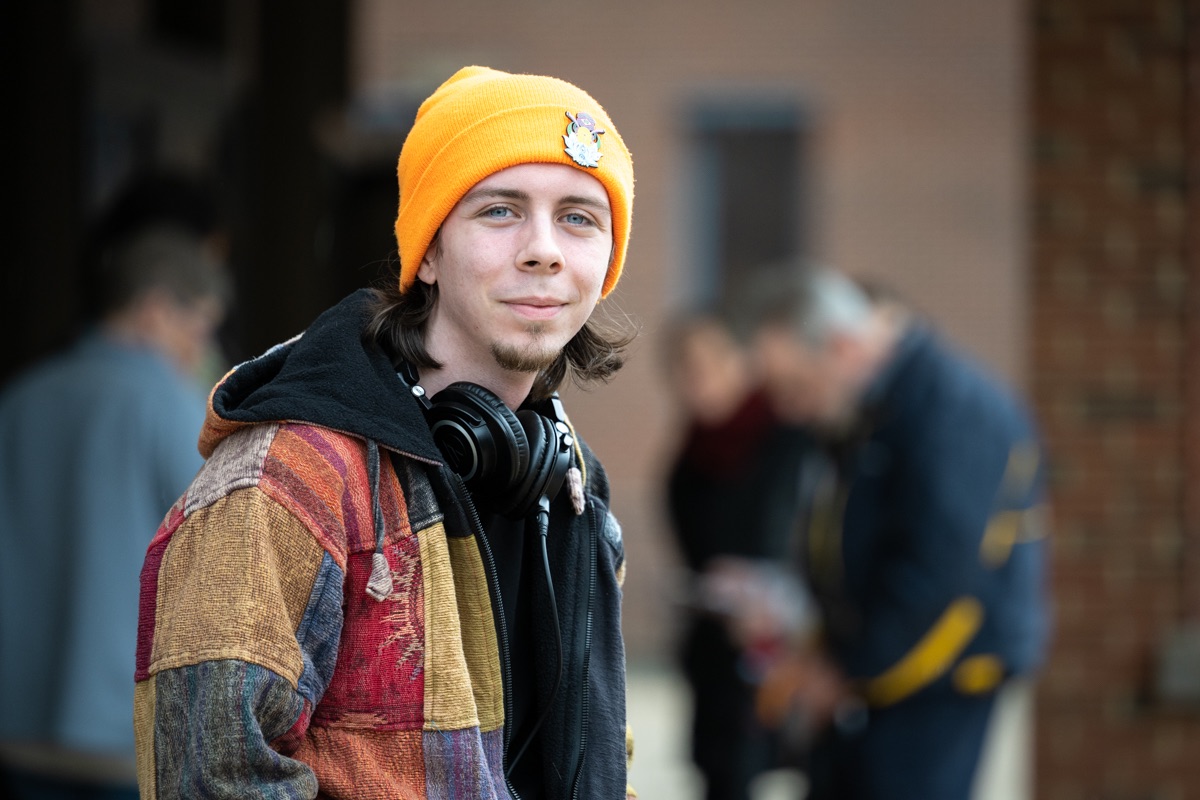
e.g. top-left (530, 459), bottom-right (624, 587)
top-left (447, 472), bottom-right (523, 800)
top-left (568, 503), bottom-right (599, 800)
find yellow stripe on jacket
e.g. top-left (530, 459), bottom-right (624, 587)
top-left (863, 596), bottom-right (984, 707)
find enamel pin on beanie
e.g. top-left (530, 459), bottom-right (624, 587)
top-left (563, 111), bottom-right (604, 168)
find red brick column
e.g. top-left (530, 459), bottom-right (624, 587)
top-left (1031, 0), bottom-right (1200, 796)
top-left (1184, 0), bottom-right (1200, 622)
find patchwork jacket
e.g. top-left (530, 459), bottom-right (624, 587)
top-left (134, 290), bottom-right (631, 799)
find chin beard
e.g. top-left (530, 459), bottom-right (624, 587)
top-left (490, 326), bottom-right (559, 374)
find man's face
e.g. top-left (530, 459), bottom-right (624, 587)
top-left (417, 163), bottom-right (613, 376)
top-left (140, 289), bottom-right (225, 379)
top-left (753, 325), bottom-right (858, 428)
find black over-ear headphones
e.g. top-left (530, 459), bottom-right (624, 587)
top-left (398, 363), bottom-right (574, 520)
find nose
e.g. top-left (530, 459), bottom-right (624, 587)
top-left (516, 212), bottom-right (564, 272)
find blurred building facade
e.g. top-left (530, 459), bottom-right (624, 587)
top-left (1031, 1), bottom-right (1200, 796)
top-left (3, 1), bottom-right (1198, 797)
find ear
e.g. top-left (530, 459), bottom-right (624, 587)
top-left (416, 232), bottom-right (440, 285)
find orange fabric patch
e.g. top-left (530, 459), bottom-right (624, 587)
top-left (293, 727), bottom-right (427, 799)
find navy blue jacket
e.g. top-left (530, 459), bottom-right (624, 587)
top-left (802, 325), bottom-right (1049, 707)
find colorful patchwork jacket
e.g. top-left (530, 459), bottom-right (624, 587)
top-left (133, 290), bottom-right (631, 799)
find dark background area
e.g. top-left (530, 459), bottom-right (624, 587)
top-left (0, 1), bottom-right (399, 382)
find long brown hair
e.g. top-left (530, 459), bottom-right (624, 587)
top-left (364, 274), bottom-right (636, 401)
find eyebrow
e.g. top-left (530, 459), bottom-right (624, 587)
top-left (461, 187), bottom-right (611, 214)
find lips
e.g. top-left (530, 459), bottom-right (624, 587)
top-left (504, 297), bottom-right (567, 320)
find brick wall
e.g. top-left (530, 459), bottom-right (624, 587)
top-left (1031, 0), bottom-right (1200, 796)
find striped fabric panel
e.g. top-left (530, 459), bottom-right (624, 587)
top-left (418, 522), bottom-right (481, 732)
top-left (293, 727), bottom-right (428, 799)
top-left (445, 536), bottom-right (504, 732)
top-left (422, 726), bottom-right (507, 800)
top-left (260, 426), bottom-right (357, 565)
top-left (151, 660), bottom-right (314, 799)
top-left (259, 424), bottom-right (415, 562)
top-left (147, 489), bottom-right (325, 685)
top-left (479, 727), bottom-right (507, 798)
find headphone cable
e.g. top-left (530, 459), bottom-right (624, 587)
top-left (505, 496), bottom-right (564, 780)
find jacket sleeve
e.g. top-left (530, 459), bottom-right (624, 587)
top-left (844, 409), bottom-right (1047, 707)
top-left (134, 486), bottom-right (344, 799)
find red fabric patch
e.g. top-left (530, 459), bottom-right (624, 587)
top-left (134, 497), bottom-right (186, 681)
top-left (314, 534), bottom-right (425, 729)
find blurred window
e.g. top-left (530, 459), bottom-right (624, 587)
top-left (686, 103), bottom-right (808, 308)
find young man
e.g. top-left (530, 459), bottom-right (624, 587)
top-left (0, 174), bottom-right (228, 800)
top-left (741, 268), bottom-right (1049, 800)
top-left (133, 67), bottom-right (636, 799)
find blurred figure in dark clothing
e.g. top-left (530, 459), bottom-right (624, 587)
top-left (0, 171), bottom-right (229, 800)
top-left (663, 312), bottom-right (810, 800)
top-left (741, 267), bottom-right (1049, 800)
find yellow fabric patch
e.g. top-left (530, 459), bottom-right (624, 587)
top-left (864, 596), bottom-right (984, 707)
top-left (446, 536), bottom-right (504, 732)
top-left (133, 678), bottom-right (156, 799)
top-left (953, 654), bottom-right (1005, 695)
top-left (149, 489), bottom-right (324, 686)
top-left (419, 524), bottom-right (480, 731)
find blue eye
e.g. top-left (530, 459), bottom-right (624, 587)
top-left (485, 206), bottom-right (512, 218)
top-left (564, 213), bottom-right (590, 226)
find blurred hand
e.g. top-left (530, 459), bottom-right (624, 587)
top-left (756, 648), bottom-right (849, 733)
top-left (694, 556), bottom-right (816, 648)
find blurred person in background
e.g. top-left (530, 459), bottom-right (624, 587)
top-left (132, 66), bottom-right (637, 799)
top-left (0, 172), bottom-right (230, 800)
top-left (733, 267), bottom-right (1050, 800)
top-left (662, 311), bottom-right (811, 800)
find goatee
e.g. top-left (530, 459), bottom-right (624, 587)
top-left (491, 325), bottom-right (559, 374)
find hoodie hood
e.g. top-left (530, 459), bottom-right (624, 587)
top-left (199, 289), bottom-right (444, 464)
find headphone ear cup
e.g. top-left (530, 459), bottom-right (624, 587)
top-left (499, 410), bottom-right (572, 519)
top-left (426, 382), bottom-right (530, 494)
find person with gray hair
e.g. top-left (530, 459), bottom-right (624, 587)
top-left (0, 173), bottom-right (229, 800)
top-left (736, 266), bottom-right (1050, 800)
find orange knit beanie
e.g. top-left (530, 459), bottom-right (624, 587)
top-left (395, 66), bottom-right (634, 297)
